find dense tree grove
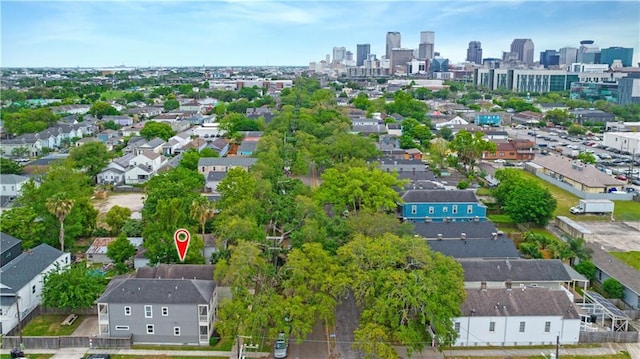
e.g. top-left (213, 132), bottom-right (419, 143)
top-left (493, 169), bottom-right (557, 226)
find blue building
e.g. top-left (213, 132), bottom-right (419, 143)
top-left (600, 47), bottom-right (634, 67)
top-left (400, 190), bottom-right (487, 222)
top-left (475, 114), bottom-right (501, 126)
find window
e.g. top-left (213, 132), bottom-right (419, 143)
top-left (146, 324), bottom-right (154, 334)
top-left (32, 285), bottom-right (36, 294)
top-left (174, 327), bottom-right (181, 336)
top-left (489, 321), bottom-right (495, 332)
top-left (545, 321), bottom-right (551, 332)
top-left (428, 207), bottom-right (434, 214)
top-left (124, 306), bottom-right (131, 316)
top-left (519, 321), bottom-right (526, 332)
top-left (115, 325), bottom-right (129, 330)
top-left (442, 206), bottom-right (448, 213)
top-left (452, 205), bottom-right (458, 214)
top-left (467, 205), bottom-right (473, 214)
top-left (454, 322), bottom-right (460, 334)
top-left (162, 307), bottom-right (169, 316)
top-left (411, 205), bottom-right (417, 214)
top-left (499, 152), bottom-right (505, 157)
top-left (145, 305), bottom-right (152, 318)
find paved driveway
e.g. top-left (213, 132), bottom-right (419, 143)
top-left (72, 317), bottom-right (98, 337)
top-left (578, 221), bottom-right (640, 251)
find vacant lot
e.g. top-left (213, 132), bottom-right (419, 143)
top-left (579, 221), bottom-right (640, 252)
top-left (93, 192), bottom-right (145, 217)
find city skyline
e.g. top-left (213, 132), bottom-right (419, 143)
top-left (1, 1), bottom-right (639, 68)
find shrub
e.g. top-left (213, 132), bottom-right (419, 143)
top-left (602, 278), bottom-right (624, 299)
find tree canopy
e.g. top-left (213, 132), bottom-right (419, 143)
top-left (140, 121), bottom-right (176, 141)
top-left (68, 141), bottom-right (112, 178)
top-left (493, 169), bottom-right (557, 226)
top-left (42, 265), bottom-right (108, 309)
top-left (449, 130), bottom-right (496, 174)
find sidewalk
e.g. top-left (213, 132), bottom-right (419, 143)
top-left (0, 348), bottom-right (270, 358)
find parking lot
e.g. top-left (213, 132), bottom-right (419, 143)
top-left (578, 221), bottom-right (640, 252)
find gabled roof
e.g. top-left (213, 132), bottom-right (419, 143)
top-left (587, 243), bottom-right (640, 295)
top-left (1, 232), bottom-right (21, 253)
top-left (143, 137), bottom-right (166, 148)
top-left (135, 264), bottom-right (215, 281)
top-left (427, 238), bottom-right (520, 259)
top-left (460, 288), bottom-right (580, 319)
top-left (531, 154), bottom-right (625, 187)
top-left (413, 222), bottom-right (498, 239)
top-left (460, 259), bottom-right (572, 282)
top-left (0, 174), bottom-right (30, 185)
top-left (198, 157), bottom-right (257, 167)
top-left (98, 278), bottom-right (215, 304)
top-left (402, 190), bottom-right (479, 203)
top-left (0, 243), bottom-right (64, 292)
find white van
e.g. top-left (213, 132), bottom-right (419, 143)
top-left (274, 332), bottom-right (288, 358)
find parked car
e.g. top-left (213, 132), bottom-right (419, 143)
top-left (494, 159), bottom-right (506, 163)
top-left (85, 355), bottom-right (112, 359)
top-left (616, 174), bottom-right (628, 181)
top-left (274, 332), bottom-right (288, 359)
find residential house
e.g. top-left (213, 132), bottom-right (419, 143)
top-left (452, 288), bottom-right (581, 346)
top-left (96, 276), bottom-right (216, 345)
top-left (386, 123), bottom-right (402, 136)
top-left (135, 138), bottom-right (166, 155)
top-left (50, 104), bottom-right (91, 115)
top-left (528, 154), bottom-right (626, 194)
top-left (121, 123), bottom-right (145, 137)
top-left (236, 140), bottom-right (257, 156)
top-left (460, 259), bottom-right (574, 290)
top-left (102, 115), bottom-right (134, 127)
top-left (482, 139), bottom-right (535, 161)
top-left (97, 129), bottom-right (118, 143)
top-left (482, 130), bottom-right (509, 141)
top-left (179, 101), bottom-right (203, 113)
top-left (0, 174), bottom-right (30, 198)
top-left (0, 241), bottom-right (70, 334)
top-left (569, 109), bottom-right (615, 125)
top-left (434, 115), bottom-right (469, 130)
top-left (0, 135), bottom-right (42, 157)
top-left (400, 190), bottom-right (487, 222)
top-left (586, 243), bottom-right (640, 309)
top-left (0, 233), bottom-right (22, 268)
top-left (75, 137), bottom-right (100, 147)
top-left (377, 158), bottom-right (436, 189)
top-left (199, 157), bottom-right (257, 193)
top-left (207, 138), bottom-right (230, 157)
top-left (22, 154), bottom-right (68, 175)
top-left (180, 138), bottom-right (208, 154)
top-left (86, 237), bottom-right (143, 264)
top-left (96, 153), bottom-right (135, 185)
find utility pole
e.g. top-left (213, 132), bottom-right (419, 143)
top-left (556, 334), bottom-right (560, 359)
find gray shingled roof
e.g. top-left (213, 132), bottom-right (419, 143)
top-left (135, 264), bottom-right (215, 281)
top-left (98, 278), bottom-right (215, 304)
top-left (587, 243), bottom-right (640, 295)
top-left (427, 238), bottom-right (520, 259)
top-left (461, 288), bottom-right (580, 319)
top-left (0, 243), bottom-right (64, 292)
top-left (198, 157), bottom-right (257, 167)
top-left (531, 154), bottom-right (625, 187)
top-left (0, 174), bottom-right (29, 186)
top-left (1, 232), bottom-right (21, 252)
top-left (402, 190), bottom-right (479, 203)
top-left (413, 222), bottom-right (498, 239)
top-left (460, 259), bottom-right (572, 282)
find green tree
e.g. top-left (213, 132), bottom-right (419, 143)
top-left (449, 130), bottom-right (496, 174)
top-left (105, 205), bottom-right (132, 235)
top-left (567, 124), bottom-right (587, 136)
top-left (45, 193), bottom-right (75, 252)
top-left (107, 233), bottom-right (137, 264)
top-left (68, 141), bottom-right (112, 178)
top-left (338, 234), bottom-right (465, 355)
top-left (0, 207), bottom-right (45, 248)
top-left (89, 101), bottom-right (119, 119)
top-left (574, 260), bottom-right (596, 281)
top-left (190, 196), bottom-right (216, 238)
top-left (494, 169), bottom-right (557, 226)
top-left (0, 158), bottom-right (23, 174)
top-left (42, 265), bottom-right (107, 309)
top-left (602, 278), bottom-right (624, 299)
top-left (577, 152), bottom-right (596, 165)
top-left (140, 121), bottom-right (176, 141)
top-left (544, 109), bottom-right (572, 125)
top-left (163, 99), bottom-right (180, 111)
top-left (437, 127), bottom-right (454, 141)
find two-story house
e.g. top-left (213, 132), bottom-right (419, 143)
top-left (400, 190), bottom-right (487, 222)
top-left (198, 157), bottom-right (257, 193)
top-left (97, 276), bottom-right (216, 345)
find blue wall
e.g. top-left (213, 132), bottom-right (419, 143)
top-left (476, 114), bottom-right (501, 126)
top-left (402, 202), bottom-right (487, 222)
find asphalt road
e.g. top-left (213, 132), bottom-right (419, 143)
top-left (288, 319), bottom-right (329, 359)
top-left (334, 291), bottom-right (364, 359)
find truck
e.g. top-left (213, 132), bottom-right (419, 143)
top-left (570, 199), bottom-right (614, 215)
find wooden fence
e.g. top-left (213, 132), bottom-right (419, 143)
top-left (579, 331), bottom-right (638, 343)
top-left (2, 335), bottom-right (132, 349)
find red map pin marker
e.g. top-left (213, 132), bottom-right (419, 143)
top-left (174, 229), bottom-right (190, 261)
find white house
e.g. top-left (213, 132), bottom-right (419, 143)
top-left (453, 288), bottom-right (581, 347)
top-left (0, 174), bottom-right (30, 198)
top-left (0, 242), bottom-right (71, 334)
top-left (124, 165), bottom-right (155, 185)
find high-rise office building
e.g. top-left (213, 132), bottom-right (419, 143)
top-left (386, 31), bottom-right (401, 59)
top-left (390, 48), bottom-right (413, 74)
top-left (559, 47), bottom-right (578, 66)
top-left (356, 44), bottom-right (371, 67)
top-left (418, 31), bottom-right (435, 60)
top-left (466, 41), bottom-right (483, 64)
top-left (577, 40), bottom-right (600, 64)
top-left (332, 46), bottom-right (346, 64)
top-left (510, 38), bottom-right (535, 64)
top-left (600, 47), bottom-right (634, 67)
top-left (540, 50), bottom-right (560, 68)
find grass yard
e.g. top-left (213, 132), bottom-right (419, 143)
top-left (610, 251), bottom-right (640, 270)
top-left (613, 200), bottom-right (640, 221)
top-left (517, 171), bottom-right (580, 218)
top-left (20, 314), bottom-right (85, 336)
top-left (0, 355), bottom-right (53, 359)
top-left (113, 356), bottom-right (228, 359)
top-left (447, 355), bottom-right (629, 359)
top-left (99, 90), bottom-right (126, 100)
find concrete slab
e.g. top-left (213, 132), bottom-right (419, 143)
top-left (72, 317), bottom-right (98, 337)
top-left (577, 221), bottom-right (640, 252)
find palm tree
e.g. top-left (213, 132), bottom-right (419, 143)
top-left (190, 195), bottom-right (216, 240)
top-left (46, 193), bottom-right (75, 252)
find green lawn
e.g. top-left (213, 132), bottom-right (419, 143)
top-left (20, 314), bottom-right (85, 336)
top-left (0, 355), bottom-right (52, 359)
top-left (610, 251), bottom-right (640, 270)
top-left (448, 355), bottom-right (629, 359)
top-left (613, 200), bottom-right (640, 221)
top-left (99, 90), bottom-right (126, 100)
top-left (113, 356), bottom-right (228, 359)
top-left (517, 171), bottom-right (580, 218)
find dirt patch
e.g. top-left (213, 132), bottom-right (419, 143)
top-left (578, 221), bottom-right (640, 252)
top-left (93, 192), bottom-right (145, 217)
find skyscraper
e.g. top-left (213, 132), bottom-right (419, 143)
top-left (510, 38), bottom-right (535, 64)
top-left (600, 47), bottom-right (634, 67)
top-left (386, 32), bottom-right (401, 59)
top-left (577, 40), bottom-right (600, 64)
top-left (390, 48), bottom-right (413, 74)
top-left (466, 41), bottom-right (483, 64)
top-left (332, 46), bottom-right (346, 64)
top-left (559, 47), bottom-right (578, 66)
top-left (418, 31), bottom-right (435, 60)
top-left (356, 44), bottom-right (370, 67)
top-left (540, 50), bottom-right (560, 68)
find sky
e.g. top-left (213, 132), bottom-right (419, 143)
top-left (1, 0), bottom-right (639, 68)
